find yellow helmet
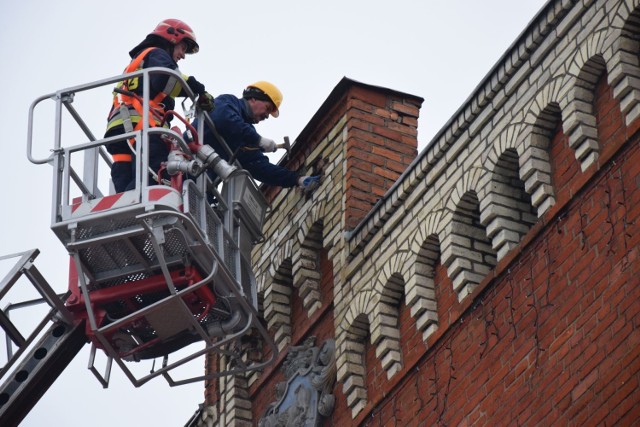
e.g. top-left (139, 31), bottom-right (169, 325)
top-left (243, 81), bottom-right (283, 118)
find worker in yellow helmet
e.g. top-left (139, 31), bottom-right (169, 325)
top-left (190, 81), bottom-right (320, 191)
top-left (105, 19), bottom-right (213, 193)
top-left (243, 81), bottom-right (283, 119)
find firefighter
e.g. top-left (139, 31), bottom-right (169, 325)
top-left (105, 19), bottom-right (214, 193)
top-left (192, 81), bottom-right (321, 192)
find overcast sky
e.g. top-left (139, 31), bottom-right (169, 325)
top-left (1, 1), bottom-right (547, 425)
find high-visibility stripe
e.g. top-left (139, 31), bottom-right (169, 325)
top-left (93, 193), bottom-right (127, 212)
top-left (109, 47), bottom-right (175, 131)
top-left (112, 154), bottom-right (132, 162)
top-left (70, 192), bottom-right (133, 215)
top-left (148, 188), bottom-right (173, 201)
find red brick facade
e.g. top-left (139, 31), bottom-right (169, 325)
top-left (203, 2), bottom-right (640, 425)
top-left (355, 88), bottom-right (640, 424)
top-left (350, 69), bottom-right (639, 427)
top-left (249, 42), bottom-right (638, 427)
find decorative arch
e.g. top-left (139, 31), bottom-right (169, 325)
top-left (290, 198), bottom-right (328, 317)
top-left (482, 122), bottom-right (526, 167)
top-left (261, 238), bottom-right (293, 292)
top-left (337, 290), bottom-right (377, 418)
top-left (372, 252), bottom-right (412, 379)
top-left (261, 240), bottom-right (295, 352)
top-left (444, 166), bottom-right (486, 212)
top-left (478, 127), bottom-right (538, 261)
top-left (564, 30), bottom-right (611, 170)
top-left (291, 218), bottom-right (324, 317)
top-left (442, 186), bottom-right (496, 301)
top-left (295, 197), bottom-right (328, 246)
top-left (405, 209), bottom-right (446, 341)
top-left (520, 77), bottom-right (569, 216)
top-left (481, 148), bottom-right (537, 260)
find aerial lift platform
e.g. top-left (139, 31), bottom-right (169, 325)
top-left (0, 68), bottom-right (277, 426)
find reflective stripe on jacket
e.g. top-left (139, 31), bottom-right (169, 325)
top-left (106, 47), bottom-right (187, 133)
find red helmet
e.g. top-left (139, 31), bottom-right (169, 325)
top-left (151, 19), bottom-right (199, 54)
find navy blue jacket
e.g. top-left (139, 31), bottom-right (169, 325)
top-left (196, 94), bottom-right (299, 188)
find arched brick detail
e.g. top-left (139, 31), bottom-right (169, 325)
top-left (295, 196), bottom-right (328, 244)
top-left (564, 31), bottom-right (609, 170)
top-left (371, 293), bottom-right (402, 379)
top-left (291, 199), bottom-right (328, 317)
top-left (483, 122), bottom-right (526, 167)
top-left (480, 135), bottom-right (537, 261)
top-left (442, 177), bottom-right (496, 300)
top-left (444, 166), bottom-right (485, 211)
top-left (260, 239), bottom-right (294, 352)
top-left (521, 80), bottom-right (566, 216)
top-left (410, 235), bottom-right (440, 339)
top-left (406, 209), bottom-right (445, 341)
top-left (372, 252), bottom-right (413, 379)
top-left (607, 0), bottom-right (640, 125)
top-left (292, 220), bottom-right (324, 317)
top-left (374, 251), bottom-right (411, 301)
top-left (263, 259), bottom-right (293, 352)
top-left (260, 238), bottom-right (293, 291)
top-left (337, 291), bottom-right (376, 418)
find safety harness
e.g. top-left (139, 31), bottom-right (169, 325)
top-left (108, 47), bottom-right (170, 162)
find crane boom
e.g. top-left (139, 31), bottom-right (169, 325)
top-left (0, 320), bottom-right (86, 427)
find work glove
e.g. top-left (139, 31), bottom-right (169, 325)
top-left (259, 137), bottom-right (277, 153)
top-left (186, 76), bottom-right (206, 95)
top-left (197, 92), bottom-right (214, 112)
top-left (298, 176), bottom-right (321, 193)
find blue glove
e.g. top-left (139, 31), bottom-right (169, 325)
top-left (299, 176), bottom-right (321, 192)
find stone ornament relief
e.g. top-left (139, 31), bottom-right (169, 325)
top-left (259, 337), bottom-right (337, 426)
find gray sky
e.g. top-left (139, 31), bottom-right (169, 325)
top-left (1, 1), bottom-right (547, 425)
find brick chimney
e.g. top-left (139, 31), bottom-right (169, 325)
top-left (265, 78), bottom-right (422, 231)
top-left (343, 81), bottom-right (422, 230)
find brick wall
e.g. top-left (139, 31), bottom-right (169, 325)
top-left (358, 133), bottom-right (640, 425)
top-left (204, 1), bottom-right (640, 425)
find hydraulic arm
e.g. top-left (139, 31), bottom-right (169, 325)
top-left (0, 250), bottom-right (86, 427)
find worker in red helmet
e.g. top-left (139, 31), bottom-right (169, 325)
top-left (105, 19), bottom-right (214, 193)
top-left (188, 81), bottom-right (321, 192)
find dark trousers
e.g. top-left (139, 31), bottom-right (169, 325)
top-left (109, 136), bottom-right (170, 193)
